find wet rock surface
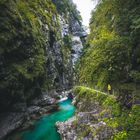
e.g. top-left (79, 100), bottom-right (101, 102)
top-left (0, 89), bottom-right (74, 140)
top-left (56, 117), bottom-right (77, 140)
top-left (0, 113), bottom-right (25, 140)
top-left (0, 94), bottom-right (59, 140)
top-left (56, 97), bottom-right (116, 140)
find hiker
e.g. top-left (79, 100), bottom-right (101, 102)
top-left (108, 84), bottom-right (112, 94)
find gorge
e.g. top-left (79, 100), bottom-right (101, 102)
top-left (0, 0), bottom-right (140, 140)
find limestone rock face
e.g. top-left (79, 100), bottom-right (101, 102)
top-left (0, 113), bottom-right (25, 140)
top-left (0, 0), bottom-right (87, 139)
top-left (56, 87), bottom-right (116, 140)
top-left (0, 0), bottom-right (86, 112)
top-left (0, 0), bottom-right (86, 139)
top-left (71, 36), bottom-right (84, 66)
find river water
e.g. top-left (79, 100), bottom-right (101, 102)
top-left (8, 99), bottom-right (75, 140)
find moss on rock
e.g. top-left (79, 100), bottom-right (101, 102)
top-left (72, 86), bottom-right (140, 140)
top-left (0, 0), bottom-right (58, 111)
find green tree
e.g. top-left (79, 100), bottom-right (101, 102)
top-left (76, 0), bottom-right (140, 100)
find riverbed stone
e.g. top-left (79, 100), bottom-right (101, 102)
top-left (0, 113), bottom-right (25, 140)
top-left (56, 95), bottom-right (116, 140)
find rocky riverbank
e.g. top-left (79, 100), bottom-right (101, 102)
top-left (0, 90), bottom-right (72, 140)
top-left (56, 111), bottom-right (115, 140)
top-left (56, 86), bottom-right (140, 140)
top-left (0, 96), bottom-right (56, 140)
top-left (56, 87), bottom-right (117, 140)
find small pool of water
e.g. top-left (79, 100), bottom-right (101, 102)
top-left (8, 99), bottom-right (75, 140)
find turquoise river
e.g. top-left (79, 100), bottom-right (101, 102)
top-left (8, 99), bottom-right (75, 140)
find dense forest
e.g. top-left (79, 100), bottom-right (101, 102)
top-left (77, 0), bottom-right (140, 103)
top-left (75, 0), bottom-right (140, 139)
top-left (0, 0), bottom-right (140, 140)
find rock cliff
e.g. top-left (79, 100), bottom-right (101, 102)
top-left (0, 0), bottom-right (86, 112)
top-left (0, 0), bottom-right (86, 139)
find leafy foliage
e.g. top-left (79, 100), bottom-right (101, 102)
top-left (52, 0), bottom-right (82, 22)
top-left (76, 0), bottom-right (140, 101)
top-left (73, 86), bottom-right (140, 140)
top-left (0, 0), bottom-right (82, 111)
top-left (0, 0), bottom-right (58, 110)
